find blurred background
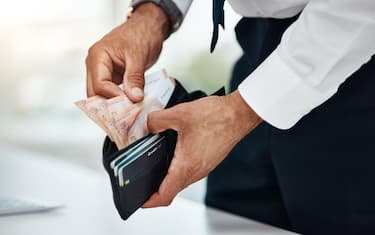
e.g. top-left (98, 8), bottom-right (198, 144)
top-left (0, 0), bottom-right (241, 203)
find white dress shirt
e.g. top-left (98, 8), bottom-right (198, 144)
top-left (172, 0), bottom-right (375, 129)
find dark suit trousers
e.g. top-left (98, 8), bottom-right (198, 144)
top-left (205, 16), bottom-right (375, 235)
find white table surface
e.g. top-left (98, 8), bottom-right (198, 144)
top-left (0, 145), bottom-right (297, 235)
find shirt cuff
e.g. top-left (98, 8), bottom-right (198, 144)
top-left (238, 48), bottom-right (329, 129)
top-left (172, 0), bottom-right (192, 16)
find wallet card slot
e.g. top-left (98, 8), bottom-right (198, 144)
top-left (103, 134), bottom-right (153, 171)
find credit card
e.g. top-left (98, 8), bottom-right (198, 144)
top-left (118, 136), bottom-right (165, 186)
top-left (113, 135), bottom-right (161, 177)
top-left (110, 135), bottom-right (151, 169)
top-left (120, 137), bottom-right (167, 187)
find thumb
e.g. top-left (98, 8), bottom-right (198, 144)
top-left (147, 107), bottom-right (180, 134)
top-left (123, 58), bottom-right (145, 102)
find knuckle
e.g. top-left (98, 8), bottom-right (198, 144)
top-left (88, 43), bottom-right (100, 55)
top-left (93, 82), bottom-right (104, 94)
top-left (86, 43), bottom-right (101, 65)
top-left (126, 72), bottom-right (145, 86)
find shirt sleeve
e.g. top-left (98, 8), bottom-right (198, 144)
top-left (238, 0), bottom-right (375, 129)
top-left (171, 0), bottom-right (193, 16)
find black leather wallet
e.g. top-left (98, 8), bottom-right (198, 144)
top-left (102, 80), bottom-right (225, 220)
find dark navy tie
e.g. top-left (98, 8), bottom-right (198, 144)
top-left (210, 0), bottom-right (225, 53)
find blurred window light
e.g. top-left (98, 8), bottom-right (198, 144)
top-left (0, 0), bottom-right (112, 25)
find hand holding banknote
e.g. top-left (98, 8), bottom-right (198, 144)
top-left (85, 3), bottom-right (170, 101)
top-left (76, 70), bottom-right (175, 149)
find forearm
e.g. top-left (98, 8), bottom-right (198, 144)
top-left (129, 3), bottom-right (171, 40)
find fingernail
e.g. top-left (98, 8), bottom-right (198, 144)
top-left (131, 87), bottom-right (143, 100)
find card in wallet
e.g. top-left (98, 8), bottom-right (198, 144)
top-left (119, 136), bottom-right (166, 187)
top-left (102, 80), bottom-right (226, 220)
top-left (112, 135), bottom-right (160, 177)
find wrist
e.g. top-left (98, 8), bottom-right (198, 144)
top-left (225, 90), bottom-right (263, 136)
top-left (129, 2), bottom-right (171, 39)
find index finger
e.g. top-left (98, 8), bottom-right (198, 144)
top-left (86, 48), bottom-right (123, 98)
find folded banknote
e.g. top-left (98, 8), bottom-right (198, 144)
top-left (75, 69), bottom-right (175, 149)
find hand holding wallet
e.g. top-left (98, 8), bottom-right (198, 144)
top-left (102, 80), bottom-right (225, 220)
top-left (75, 69), bottom-right (225, 220)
